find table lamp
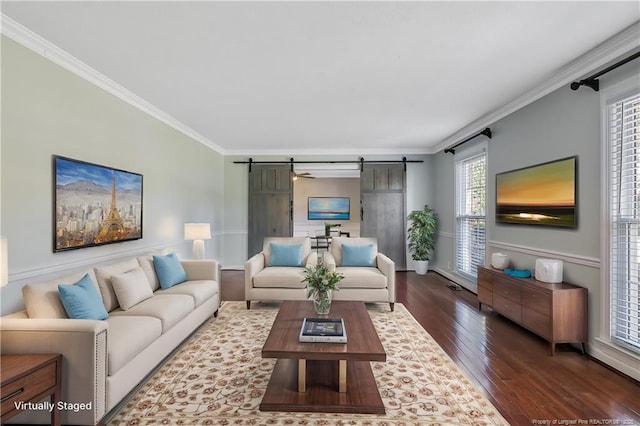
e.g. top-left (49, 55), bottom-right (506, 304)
top-left (184, 223), bottom-right (211, 259)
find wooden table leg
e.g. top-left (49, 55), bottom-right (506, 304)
top-left (339, 360), bottom-right (347, 393)
top-left (298, 359), bottom-right (306, 392)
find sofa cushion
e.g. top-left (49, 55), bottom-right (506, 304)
top-left (331, 237), bottom-right (378, 267)
top-left (269, 243), bottom-right (303, 267)
top-left (342, 243), bottom-right (376, 267)
top-left (22, 269), bottom-right (99, 319)
top-left (155, 280), bottom-right (218, 307)
top-left (111, 267), bottom-right (154, 310)
top-left (106, 315), bottom-right (162, 375)
top-left (109, 294), bottom-right (194, 332)
top-left (263, 237), bottom-right (311, 266)
top-left (253, 267), bottom-right (307, 289)
top-left (335, 267), bottom-right (388, 289)
top-left (137, 255), bottom-right (161, 291)
top-left (95, 258), bottom-right (140, 312)
top-left (153, 253), bottom-right (188, 289)
top-left (58, 273), bottom-right (109, 320)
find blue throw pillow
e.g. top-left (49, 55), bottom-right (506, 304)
top-left (342, 243), bottom-right (375, 267)
top-left (58, 273), bottom-right (108, 320)
top-left (269, 243), bottom-right (303, 267)
top-left (153, 253), bottom-right (188, 289)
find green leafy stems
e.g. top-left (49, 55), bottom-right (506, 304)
top-left (407, 204), bottom-right (438, 261)
top-left (302, 264), bottom-right (343, 300)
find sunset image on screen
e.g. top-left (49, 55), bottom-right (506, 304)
top-left (496, 157), bottom-right (576, 227)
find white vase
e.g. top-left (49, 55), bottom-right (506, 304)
top-left (491, 253), bottom-right (510, 270)
top-left (415, 260), bottom-right (429, 275)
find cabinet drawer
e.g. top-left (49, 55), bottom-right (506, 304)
top-left (494, 294), bottom-right (522, 322)
top-left (478, 269), bottom-right (493, 290)
top-left (494, 278), bottom-right (522, 303)
top-left (522, 307), bottom-right (551, 339)
top-left (1, 362), bottom-right (56, 415)
top-left (522, 286), bottom-right (551, 315)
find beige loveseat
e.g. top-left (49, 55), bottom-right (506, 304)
top-left (0, 255), bottom-right (220, 425)
top-left (245, 236), bottom-right (395, 311)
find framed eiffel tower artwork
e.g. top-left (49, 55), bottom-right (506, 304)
top-left (53, 155), bottom-right (143, 252)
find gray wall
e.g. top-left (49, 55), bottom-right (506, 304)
top-left (222, 154), bottom-right (432, 268)
top-left (0, 36), bottom-right (224, 314)
top-left (430, 57), bottom-right (640, 379)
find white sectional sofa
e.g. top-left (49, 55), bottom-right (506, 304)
top-left (245, 236), bottom-right (395, 311)
top-left (0, 254), bottom-right (220, 425)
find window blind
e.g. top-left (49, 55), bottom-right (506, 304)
top-left (455, 152), bottom-right (486, 279)
top-left (609, 92), bottom-right (640, 352)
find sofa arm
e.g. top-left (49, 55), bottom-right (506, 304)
top-left (0, 318), bottom-right (108, 425)
top-left (181, 259), bottom-right (219, 282)
top-left (305, 251), bottom-right (318, 268)
top-left (244, 252), bottom-right (265, 291)
top-left (376, 253), bottom-right (396, 302)
top-left (323, 251), bottom-right (337, 272)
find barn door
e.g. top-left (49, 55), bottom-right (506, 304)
top-left (248, 165), bottom-right (293, 257)
top-left (360, 164), bottom-right (406, 269)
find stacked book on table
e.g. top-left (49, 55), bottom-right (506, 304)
top-left (299, 317), bottom-right (347, 343)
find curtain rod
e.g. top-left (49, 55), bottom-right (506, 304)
top-left (444, 127), bottom-right (492, 155)
top-left (570, 51), bottom-right (640, 92)
top-left (233, 157), bottom-right (423, 172)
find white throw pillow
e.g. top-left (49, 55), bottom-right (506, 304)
top-left (94, 258), bottom-right (140, 311)
top-left (111, 267), bottom-right (153, 310)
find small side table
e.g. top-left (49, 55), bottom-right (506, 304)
top-left (1, 354), bottom-right (62, 426)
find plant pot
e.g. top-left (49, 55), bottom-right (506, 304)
top-left (414, 260), bottom-right (429, 275)
top-left (312, 289), bottom-right (332, 315)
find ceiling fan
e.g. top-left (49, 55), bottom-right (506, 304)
top-left (292, 171), bottom-right (315, 180)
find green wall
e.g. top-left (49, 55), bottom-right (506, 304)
top-left (0, 36), bottom-right (224, 314)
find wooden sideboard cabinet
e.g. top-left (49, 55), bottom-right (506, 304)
top-left (477, 266), bottom-right (588, 355)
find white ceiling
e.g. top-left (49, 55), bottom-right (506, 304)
top-left (2, 1), bottom-right (639, 155)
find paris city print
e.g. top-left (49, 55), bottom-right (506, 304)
top-left (53, 156), bottom-right (143, 252)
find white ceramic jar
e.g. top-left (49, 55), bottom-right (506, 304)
top-left (491, 253), bottom-right (510, 270)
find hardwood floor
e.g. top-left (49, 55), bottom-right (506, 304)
top-left (221, 269), bottom-right (640, 425)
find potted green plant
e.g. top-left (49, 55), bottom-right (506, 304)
top-left (407, 205), bottom-right (438, 275)
top-left (302, 264), bottom-right (344, 314)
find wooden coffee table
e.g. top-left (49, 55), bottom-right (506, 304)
top-left (260, 300), bottom-right (386, 414)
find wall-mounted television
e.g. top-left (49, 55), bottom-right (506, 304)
top-left (308, 197), bottom-right (350, 220)
top-left (496, 156), bottom-right (577, 228)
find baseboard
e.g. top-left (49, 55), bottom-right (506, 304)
top-left (431, 267), bottom-right (477, 293)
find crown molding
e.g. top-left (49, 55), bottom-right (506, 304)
top-left (432, 21), bottom-right (640, 155)
top-left (1, 14), bottom-right (226, 155)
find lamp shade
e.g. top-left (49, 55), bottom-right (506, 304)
top-left (1, 237), bottom-right (8, 287)
top-left (184, 223), bottom-right (211, 241)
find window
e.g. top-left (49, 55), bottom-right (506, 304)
top-left (607, 90), bottom-right (640, 353)
top-left (455, 149), bottom-right (487, 279)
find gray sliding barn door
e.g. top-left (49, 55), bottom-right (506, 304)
top-left (360, 164), bottom-right (406, 269)
top-left (248, 165), bottom-right (293, 257)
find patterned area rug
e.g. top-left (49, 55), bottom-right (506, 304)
top-left (108, 301), bottom-right (508, 425)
